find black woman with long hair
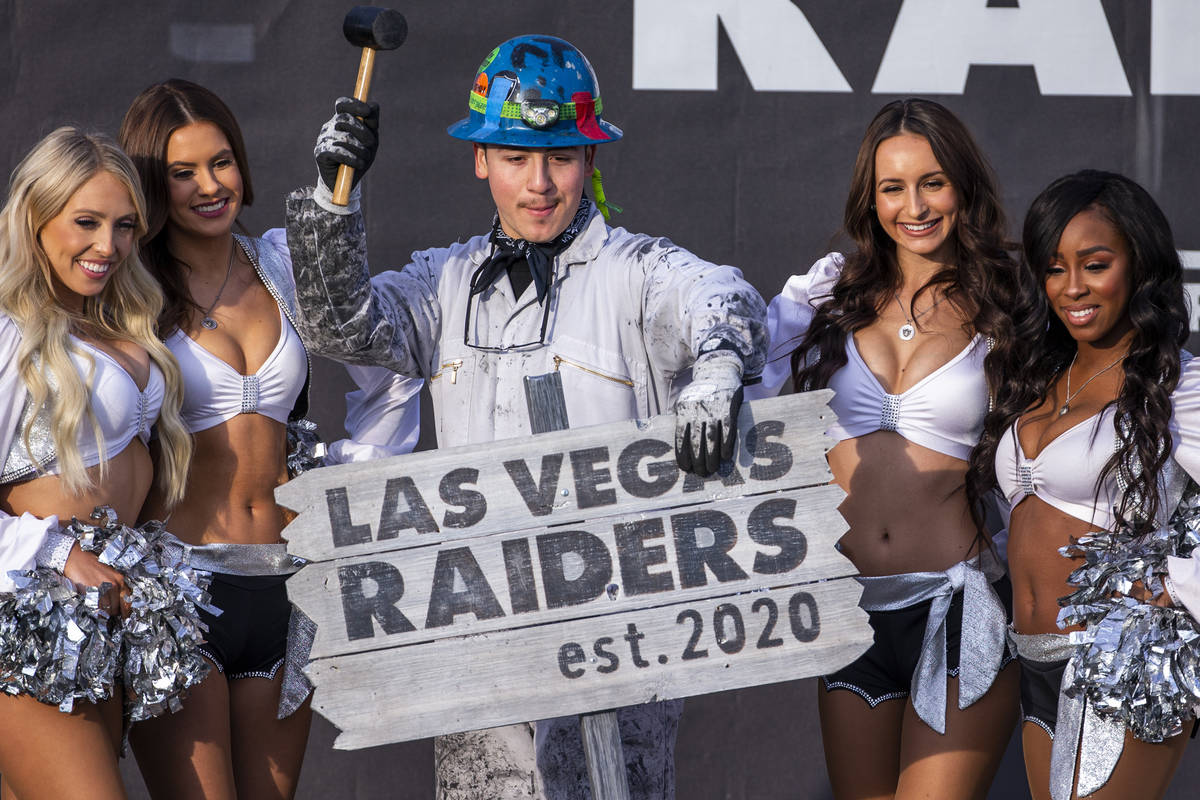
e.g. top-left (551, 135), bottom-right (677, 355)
top-left (970, 169), bottom-right (1200, 799)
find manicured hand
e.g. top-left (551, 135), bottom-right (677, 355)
top-left (63, 545), bottom-right (129, 617)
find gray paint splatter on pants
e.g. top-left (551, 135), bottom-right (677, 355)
top-left (436, 701), bottom-right (681, 800)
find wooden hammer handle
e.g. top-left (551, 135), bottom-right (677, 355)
top-left (332, 47), bottom-right (377, 206)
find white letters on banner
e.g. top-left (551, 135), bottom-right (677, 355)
top-left (632, 0), bottom-right (850, 92)
top-left (1182, 252), bottom-right (1200, 332)
top-left (633, 0), bottom-right (1200, 95)
top-left (874, 0), bottom-right (1129, 95)
top-left (1152, 0), bottom-right (1200, 95)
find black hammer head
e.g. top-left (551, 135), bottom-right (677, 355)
top-left (343, 6), bottom-right (408, 50)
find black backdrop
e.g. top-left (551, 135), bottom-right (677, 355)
top-left (6, 1), bottom-right (1200, 797)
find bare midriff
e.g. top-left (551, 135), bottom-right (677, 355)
top-left (0, 441), bottom-right (154, 525)
top-left (1007, 495), bottom-right (1097, 635)
top-left (828, 430), bottom-right (979, 577)
top-left (142, 413), bottom-right (290, 546)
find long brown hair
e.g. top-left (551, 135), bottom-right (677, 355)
top-left (789, 98), bottom-right (1016, 393)
top-left (118, 79), bottom-right (255, 334)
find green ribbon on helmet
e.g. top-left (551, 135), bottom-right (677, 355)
top-left (591, 168), bottom-right (623, 222)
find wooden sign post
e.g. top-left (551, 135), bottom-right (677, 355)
top-left (277, 392), bottom-right (871, 751)
top-left (523, 370), bottom-right (630, 800)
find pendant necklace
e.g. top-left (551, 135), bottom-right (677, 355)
top-left (893, 292), bottom-right (945, 341)
top-left (1057, 351), bottom-right (1124, 417)
top-left (199, 244), bottom-right (236, 330)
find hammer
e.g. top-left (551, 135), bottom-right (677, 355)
top-left (332, 6), bottom-right (407, 206)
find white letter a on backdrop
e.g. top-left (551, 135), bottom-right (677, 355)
top-left (632, 0), bottom-right (851, 92)
top-left (873, 0), bottom-right (1130, 96)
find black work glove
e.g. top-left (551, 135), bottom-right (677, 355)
top-left (314, 97), bottom-right (380, 192)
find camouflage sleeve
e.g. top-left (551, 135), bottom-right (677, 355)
top-left (637, 239), bottom-right (768, 381)
top-left (284, 187), bottom-right (439, 379)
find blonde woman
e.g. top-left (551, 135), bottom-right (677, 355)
top-left (0, 127), bottom-right (192, 800)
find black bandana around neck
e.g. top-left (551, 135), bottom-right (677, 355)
top-left (469, 199), bottom-right (592, 304)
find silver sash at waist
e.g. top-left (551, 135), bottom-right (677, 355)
top-left (856, 552), bottom-right (1007, 735)
top-left (163, 537), bottom-right (306, 576)
top-left (1009, 628), bottom-right (1125, 800)
top-left (1009, 628), bottom-right (1073, 663)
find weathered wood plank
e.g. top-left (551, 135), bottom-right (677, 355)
top-left (277, 392), bottom-right (835, 563)
top-left (581, 712), bottom-right (631, 800)
top-left (289, 484), bottom-right (851, 660)
top-left (524, 370), bottom-right (630, 799)
top-left (308, 578), bottom-right (870, 749)
top-left (282, 389), bottom-right (863, 750)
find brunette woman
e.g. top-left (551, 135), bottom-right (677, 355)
top-left (117, 79), bottom-right (307, 800)
top-left (119, 78), bottom-right (421, 800)
top-left (971, 170), bottom-right (1200, 799)
top-left (0, 128), bottom-right (192, 799)
top-left (750, 98), bottom-right (1020, 798)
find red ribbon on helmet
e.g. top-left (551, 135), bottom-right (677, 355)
top-left (572, 92), bottom-right (609, 141)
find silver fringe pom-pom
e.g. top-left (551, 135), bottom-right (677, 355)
top-left (286, 418), bottom-right (327, 478)
top-left (1057, 483), bottom-right (1200, 741)
top-left (0, 507), bottom-right (216, 719)
top-left (0, 569), bottom-right (120, 712)
top-left (90, 514), bottom-right (218, 721)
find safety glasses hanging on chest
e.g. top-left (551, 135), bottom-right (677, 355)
top-left (463, 255), bottom-right (555, 353)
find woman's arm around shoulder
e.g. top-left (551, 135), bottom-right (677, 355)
top-left (746, 253), bottom-right (844, 400)
top-left (1164, 353), bottom-right (1200, 617)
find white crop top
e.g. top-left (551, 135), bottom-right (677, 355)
top-left (2, 338), bottom-right (164, 482)
top-left (167, 307), bottom-right (307, 433)
top-left (995, 407), bottom-right (1119, 530)
top-left (995, 355), bottom-right (1200, 532)
top-left (747, 252), bottom-right (988, 461)
top-left (826, 334), bottom-right (988, 461)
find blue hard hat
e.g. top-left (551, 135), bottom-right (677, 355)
top-left (447, 35), bottom-right (623, 147)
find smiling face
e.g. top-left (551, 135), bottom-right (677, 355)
top-left (38, 170), bottom-right (137, 312)
top-left (1044, 206), bottom-right (1134, 349)
top-left (873, 133), bottom-right (960, 267)
top-left (164, 120), bottom-right (243, 241)
top-left (474, 144), bottom-right (595, 243)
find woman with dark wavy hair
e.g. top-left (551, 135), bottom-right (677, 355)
top-left (969, 170), bottom-right (1200, 800)
top-left (750, 98), bottom-right (1020, 797)
top-left (119, 79), bottom-right (421, 800)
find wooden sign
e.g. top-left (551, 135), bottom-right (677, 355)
top-left (279, 392), bottom-right (871, 749)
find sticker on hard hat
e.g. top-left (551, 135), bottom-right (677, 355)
top-left (473, 72), bottom-right (489, 97)
top-left (479, 75), bottom-right (516, 137)
top-left (478, 47), bottom-right (499, 73)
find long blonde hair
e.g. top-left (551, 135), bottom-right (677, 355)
top-left (0, 127), bottom-right (192, 506)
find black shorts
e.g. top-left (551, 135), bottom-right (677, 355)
top-left (197, 572), bottom-right (291, 680)
top-left (822, 575), bottom-right (1014, 706)
top-left (1018, 655), bottom-right (1068, 738)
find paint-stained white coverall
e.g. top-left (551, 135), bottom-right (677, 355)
top-left (284, 187), bottom-right (767, 800)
